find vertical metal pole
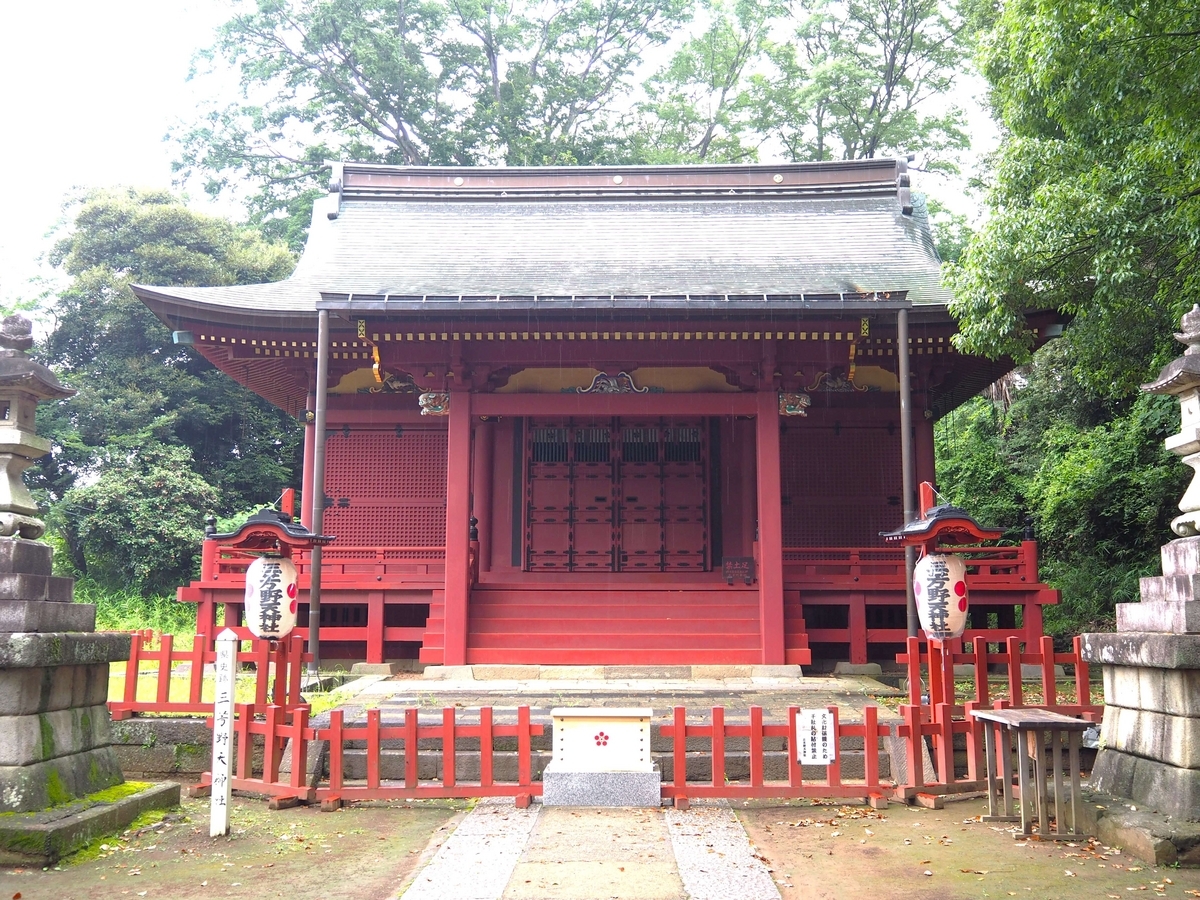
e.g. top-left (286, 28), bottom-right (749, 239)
top-left (898, 307), bottom-right (918, 637)
top-left (308, 309), bottom-right (330, 674)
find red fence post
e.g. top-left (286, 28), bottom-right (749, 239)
top-left (673, 706), bottom-right (688, 797)
top-left (156, 633), bottom-right (173, 705)
top-left (863, 705), bottom-right (879, 790)
top-left (254, 640), bottom-right (271, 707)
top-left (366, 708), bottom-right (381, 790)
top-left (906, 636), bottom-right (922, 706)
top-left (517, 706), bottom-right (532, 787)
top-left (973, 639), bottom-right (990, 707)
top-left (189, 634), bottom-right (206, 706)
top-left (480, 706), bottom-right (494, 788)
top-left (121, 631), bottom-right (142, 708)
top-left (1006, 636), bottom-right (1023, 706)
top-left (405, 707), bottom-right (419, 788)
top-left (1040, 635), bottom-right (1058, 708)
top-left (749, 706), bottom-right (764, 788)
top-left (328, 709), bottom-right (344, 793)
top-left (934, 702), bottom-right (954, 785)
top-left (443, 707), bottom-right (457, 788)
top-left (711, 707), bottom-right (725, 789)
top-left (1073, 635), bottom-right (1091, 708)
top-left (263, 704), bottom-right (281, 784)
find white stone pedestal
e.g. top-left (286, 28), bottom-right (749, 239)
top-left (541, 708), bottom-right (661, 808)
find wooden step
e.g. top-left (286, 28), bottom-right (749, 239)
top-left (469, 603), bottom-right (757, 621)
top-left (469, 617), bottom-right (760, 635)
top-left (465, 648), bottom-right (763, 665)
top-left (467, 631), bottom-right (761, 650)
top-left (471, 590), bottom-right (757, 608)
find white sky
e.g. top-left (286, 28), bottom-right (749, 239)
top-left (0, 1), bottom-right (995, 310)
top-left (0, 1), bottom-right (233, 307)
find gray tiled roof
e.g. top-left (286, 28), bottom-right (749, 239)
top-left (134, 162), bottom-right (949, 319)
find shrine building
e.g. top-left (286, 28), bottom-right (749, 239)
top-left (132, 159), bottom-right (1058, 669)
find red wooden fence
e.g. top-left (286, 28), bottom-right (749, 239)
top-left (109, 631), bottom-right (310, 720)
top-left (660, 704), bottom-right (891, 806)
top-left (116, 630), bottom-right (1104, 806)
top-left (893, 635), bottom-right (1102, 800)
top-left (195, 704), bottom-right (546, 807)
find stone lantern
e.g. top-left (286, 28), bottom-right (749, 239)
top-left (0, 315), bottom-right (74, 538)
top-left (1083, 303), bottom-right (1200, 840)
top-left (0, 315), bottom-right (177, 864)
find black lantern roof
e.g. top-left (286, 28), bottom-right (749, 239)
top-left (880, 504), bottom-right (1003, 548)
top-left (207, 508), bottom-right (334, 552)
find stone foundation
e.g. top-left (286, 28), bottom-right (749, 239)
top-left (0, 540), bottom-right (130, 813)
top-left (1083, 537), bottom-right (1200, 821)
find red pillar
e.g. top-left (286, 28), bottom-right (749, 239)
top-left (443, 391), bottom-right (473, 665)
top-left (755, 390), bottom-right (785, 665)
top-left (914, 413), bottom-right (936, 489)
top-left (472, 419), bottom-right (494, 574)
top-left (300, 393), bottom-right (316, 529)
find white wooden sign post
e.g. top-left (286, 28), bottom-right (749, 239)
top-left (797, 709), bottom-right (837, 766)
top-left (210, 628), bottom-right (237, 837)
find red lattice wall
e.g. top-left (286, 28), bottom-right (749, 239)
top-left (781, 424), bottom-right (902, 547)
top-left (322, 427), bottom-right (448, 546)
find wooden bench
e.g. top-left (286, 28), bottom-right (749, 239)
top-left (970, 707), bottom-right (1089, 839)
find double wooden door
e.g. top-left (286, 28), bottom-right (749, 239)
top-left (525, 418), bottom-right (708, 573)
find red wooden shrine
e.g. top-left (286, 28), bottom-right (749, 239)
top-left (133, 159), bottom-right (1061, 669)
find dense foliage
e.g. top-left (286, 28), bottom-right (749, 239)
top-left (176, 0), bottom-right (974, 246)
top-left (36, 188), bottom-right (302, 595)
top-left (936, 338), bottom-right (1187, 638)
top-left (947, 0), bottom-right (1200, 396)
top-left (934, 0), bottom-right (1200, 637)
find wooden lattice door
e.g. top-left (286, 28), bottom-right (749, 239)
top-left (524, 418), bottom-right (707, 573)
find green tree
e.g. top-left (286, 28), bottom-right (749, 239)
top-left (936, 337), bottom-right (1185, 638)
top-left (752, 0), bottom-right (971, 170)
top-left (945, 0), bottom-right (1200, 396)
top-left (53, 443), bottom-right (222, 596)
top-left (37, 188), bottom-right (302, 590)
top-left (633, 0), bottom-right (783, 163)
top-left (175, 0), bottom-right (691, 245)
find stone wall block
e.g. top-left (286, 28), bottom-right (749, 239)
top-left (1082, 632), bottom-right (1200, 670)
top-left (0, 600), bottom-right (94, 633)
top-left (1119, 598), bottom-right (1200, 633)
top-left (0, 632), bottom-right (129, 669)
top-left (0, 704), bottom-right (113, 767)
top-left (0, 540), bottom-right (52, 577)
top-left (0, 574), bottom-right (73, 603)
top-left (1136, 576), bottom-right (1200, 606)
top-left (0, 665), bottom-right (108, 716)
top-left (0, 747), bottom-right (123, 813)
top-left (1104, 666), bottom-right (1144, 709)
top-left (1101, 706), bottom-right (1200, 770)
top-left (1161, 537), bottom-right (1200, 577)
top-left (1091, 750), bottom-right (1200, 821)
top-left (1102, 665), bottom-right (1200, 717)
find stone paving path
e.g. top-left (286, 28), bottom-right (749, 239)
top-left (397, 800), bottom-right (782, 900)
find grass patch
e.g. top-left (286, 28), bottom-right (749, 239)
top-left (76, 577), bottom-right (195, 637)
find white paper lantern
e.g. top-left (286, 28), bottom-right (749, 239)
top-left (913, 552), bottom-right (968, 640)
top-left (244, 555), bottom-right (299, 640)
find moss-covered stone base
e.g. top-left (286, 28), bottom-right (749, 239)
top-left (0, 746), bottom-right (124, 812)
top-left (0, 781), bottom-right (180, 866)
